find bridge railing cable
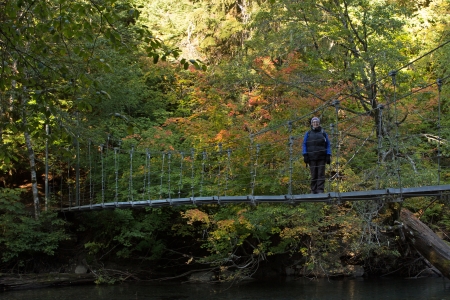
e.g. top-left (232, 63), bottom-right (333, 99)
top-left (51, 48), bottom-right (450, 209)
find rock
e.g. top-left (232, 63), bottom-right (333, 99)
top-left (346, 265), bottom-right (364, 277)
top-left (74, 265), bottom-right (88, 274)
top-left (294, 263), bottom-right (364, 278)
top-left (188, 271), bottom-right (214, 283)
top-left (285, 266), bottom-right (296, 276)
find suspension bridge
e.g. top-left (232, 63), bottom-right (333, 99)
top-left (44, 65), bottom-right (450, 212)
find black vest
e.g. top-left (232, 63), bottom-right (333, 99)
top-left (306, 127), bottom-right (327, 161)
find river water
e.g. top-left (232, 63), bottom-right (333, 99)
top-left (2, 277), bottom-right (450, 300)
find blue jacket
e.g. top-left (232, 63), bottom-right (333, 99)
top-left (302, 126), bottom-right (331, 160)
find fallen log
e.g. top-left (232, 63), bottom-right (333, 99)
top-left (0, 273), bottom-right (95, 291)
top-left (400, 208), bottom-right (450, 280)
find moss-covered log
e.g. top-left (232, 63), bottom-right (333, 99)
top-left (400, 208), bottom-right (450, 280)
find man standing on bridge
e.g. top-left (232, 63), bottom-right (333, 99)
top-left (302, 117), bottom-right (331, 194)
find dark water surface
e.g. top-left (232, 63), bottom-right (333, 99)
top-left (2, 277), bottom-right (450, 300)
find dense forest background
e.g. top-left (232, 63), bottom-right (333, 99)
top-left (1, 0), bottom-right (450, 282)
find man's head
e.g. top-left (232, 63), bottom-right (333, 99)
top-left (311, 117), bottom-right (320, 128)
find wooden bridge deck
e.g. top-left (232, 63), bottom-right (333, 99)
top-left (60, 184), bottom-right (450, 212)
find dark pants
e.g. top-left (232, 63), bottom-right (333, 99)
top-left (309, 159), bottom-right (326, 194)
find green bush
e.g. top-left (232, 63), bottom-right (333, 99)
top-left (0, 188), bottom-right (69, 263)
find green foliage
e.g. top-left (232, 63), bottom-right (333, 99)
top-left (78, 208), bottom-right (172, 260)
top-left (0, 188), bottom-right (68, 262)
top-left (134, 0), bottom-right (254, 63)
top-left (178, 203), bottom-right (366, 273)
top-left (404, 197), bottom-right (448, 229)
top-left (0, 188), bottom-right (23, 214)
top-left (439, 214), bottom-right (450, 232)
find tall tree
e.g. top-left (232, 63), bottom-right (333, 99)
top-left (134, 0), bottom-right (258, 64)
top-left (0, 0), bottom-right (182, 218)
top-left (248, 0), bottom-right (416, 131)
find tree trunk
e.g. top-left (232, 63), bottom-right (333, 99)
top-left (24, 130), bottom-right (40, 219)
top-left (21, 92), bottom-right (40, 220)
top-left (400, 208), bottom-right (450, 280)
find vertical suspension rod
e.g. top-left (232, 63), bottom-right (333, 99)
top-left (217, 143), bottom-right (222, 196)
top-left (376, 105), bottom-right (384, 189)
top-left (75, 112), bottom-right (80, 207)
top-left (67, 151), bottom-right (72, 208)
top-left (251, 140), bottom-right (261, 201)
top-left (190, 149), bottom-right (195, 198)
top-left (328, 123), bottom-right (335, 192)
top-left (114, 147), bottom-right (119, 204)
top-left (225, 148), bottom-right (232, 196)
top-left (159, 152), bottom-right (165, 199)
top-left (88, 140), bottom-right (92, 206)
top-left (45, 124), bottom-right (49, 211)
top-left (200, 150), bottom-right (206, 197)
top-left (389, 70), bottom-right (402, 192)
top-left (250, 135), bottom-right (255, 196)
top-left (101, 144), bottom-right (105, 205)
top-left (288, 121), bottom-right (293, 196)
top-left (178, 151), bottom-right (184, 199)
top-left (437, 78), bottom-right (443, 185)
top-left (76, 136), bottom-right (80, 207)
top-left (147, 150), bottom-right (152, 201)
top-left (60, 156), bottom-right (63, 210)
top-left (168, 151), bottom-right (172, 202)
top-left (130, 145), bottom-right (135, 202)
top-left (288, 136), bottom-right (294, 196)
top-left (332, 100), bottom-right (341, 192)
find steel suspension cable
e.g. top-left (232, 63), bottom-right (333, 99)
top-left (190, 149), bottom-right (195, 199)
top-left (332, 100), bottom-right (341, 196)
top-left (100, 144), bottom-right (105, 205)
top-left (249, 136), bottom-right (257, 197)
top-left (251, 143), bottom-right (260, 205)
top-left (129, 145), bottom-right (134, 203)
top-left (178, 151), bottom-right (184, 199)
top-left (45, 124), bottom-right (49, 211)
top-left (437, 78), bottom-right (443, 185)
top-left (325, 39), bottom-right (450, 113)
top-left (159, 152), bottom-right (165, 199)
top-left (147, 150), bottom-right (152, 203)
top-left (67, 151), bottom-right (71, 208)
top-left (225, 148), bottom-right (232, 196)
top-left (288, 120), bottom-right (294, 196)
top-left (88, 140), bottom-right (92, 207)
top-left (328, 123), bottom-right (335, 192)
top-left (376, 105), bottom-right (384, 189)
top-left (200, 150), bottom-right (206, 197)
top-left (68, 67), bottom-right (449, 205)
top-left (389, 71), bottom-right (403, 196)
top-left (114, 146), bottom-right (119, 204)
top-left (168, 151), bottom-right (172, 203)
top-left (60, 155), bottom-right (63, 210)
top-left (217, 143), bottom-right (222, 196)
top-left (76, 136), bottom-right (80, 207)
top-left (142, 150), bottom-right (147, 201)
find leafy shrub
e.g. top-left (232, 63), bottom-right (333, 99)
top-left (0, 188), bottom-right (68, 263)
